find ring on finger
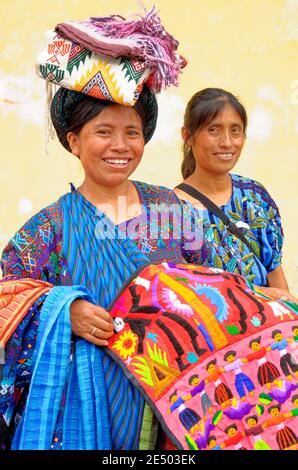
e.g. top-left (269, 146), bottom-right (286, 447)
top-left (90, 326), bottom-right (97, 336)
top-left (280, 295), bottom-right (288, 301)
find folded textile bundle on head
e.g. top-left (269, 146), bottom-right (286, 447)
top-left (36, 6), bottom-right (187, 106)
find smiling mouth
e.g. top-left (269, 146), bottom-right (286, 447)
top-left (214, 153), bottom-right (234, 160)
top-left (103, 158), bottom-right (131, 167)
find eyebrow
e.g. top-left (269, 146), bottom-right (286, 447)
top-left (208, 121), bottom-right (243, 127)
top-left (93, 123), bottom-right (142, 129)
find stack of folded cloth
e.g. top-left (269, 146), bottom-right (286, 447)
top-left (36, 6), bottom-right (187, 106)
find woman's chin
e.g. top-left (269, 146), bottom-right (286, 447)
top-left (96, 174), bottom-right (132, 188)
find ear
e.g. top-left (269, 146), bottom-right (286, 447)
top-left (181, 126), bottom-right (192, 146)
top-left (67, 132), bottom-right (80, 157)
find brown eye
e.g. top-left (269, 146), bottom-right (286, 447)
top-left (127, 130), bottom-right (139, 136)
top-left (231, 127), bottom-right (243, 135)
top-left (97, 129), bottom-right (111, 136)
top-left (208, 127), bottom-right (219, 134)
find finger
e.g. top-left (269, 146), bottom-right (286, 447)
top-left (286, 292), bottom-right (298, 302)
top-left (103, 312), bottom-right (114, 324)
top-left (93, 306), bottom-right (114, 322)
top-left (281, 294), bottom-right (298, 303)
top-left (84, 333), bottom-right (110, 347)
top-left (261, 288), bottom-right (281, 299)
top-left (92, 317), bottom-right (115, 332)
top-left (271, 288), bottom-right (298, 303)
top-left (90, 328), bottom-right (114, 339)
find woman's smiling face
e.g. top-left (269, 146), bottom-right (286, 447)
top-left (67, 104), bottom-right (145, 188)
top-left (185, 104), bottom-right (245, 176)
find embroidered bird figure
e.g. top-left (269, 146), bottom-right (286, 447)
top-left (162, 288), bottom-right (194, 317)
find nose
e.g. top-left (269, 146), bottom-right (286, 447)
top-left (218, 130), bottom-right (233, 147)
top-left (110, 132), bottom-right (129, 152)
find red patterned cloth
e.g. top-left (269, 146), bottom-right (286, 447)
top-left (108, 262), bottom-right (298, 450)
top-left (0, 278), bottom-right (52, 346)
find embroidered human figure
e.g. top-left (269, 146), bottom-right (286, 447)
top-left (194, 419), bottom-right (216, 450)
top-left (222, 350), bottom-right (255, 399)
top-left (223, 397), bottom-right (254, 420)
top-left (168, 390), bottom-right (201, 435)
top-left (292, 394), bottom-right (298, 410)
top-left (246, 336), bottom-right (280, 389)
top-left (183, 374), bottom-right (213, 417)
top-left (221, 423), bottom-right (246, 450)
top-left (292, 326), bottom-right (298, 342)
top-left (268, 330), bottom-right (298, 380)
top-left (205, 359), bottom-right (233, 408)
top-left (263, 404), bottom-right (298, 450)
top-left (267, 378), bottom-right (298, 404)
top-left (207, 435), bottom-right (221, 450)
top-left (244, 415), bottom-right (271, 450)
top-left (290, 394), bottom-right (298, 419)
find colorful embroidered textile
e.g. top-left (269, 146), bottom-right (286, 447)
top-left (10, 285), bottom-right (114, 450)
top-left (183, 174), bottom-right (284, 286)
top-left (36, 30), bottom-right (150, 106)
top-left (107, 262), bottom-right (298, 450)
top-left (55, 7), bottom-right (186, 92)
top-left (3, 181), bottom-right (293, 450)
top-left (0, 182), bottom-right (190, 450)
top-left (1, 184), bottom-right (297, 450)
top-left (0, 278), bottom-right (51, 346)
top-left (0, 294), bottom-right (46, 449)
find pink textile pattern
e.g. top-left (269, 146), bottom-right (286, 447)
top-left (108, 262), bottom-right (298, 450)
top-left (55, 7), bottom-right (187, 92)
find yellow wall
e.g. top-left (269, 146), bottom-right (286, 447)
top-left (1, 0), bottom-right (297, 293)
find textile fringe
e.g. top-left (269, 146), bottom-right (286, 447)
top-left (44, 81), bottom-right (57, 155)
top-left (90, 6), bottom-right (183, 92)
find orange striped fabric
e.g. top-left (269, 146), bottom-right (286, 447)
top-left (0, 278), bottom-right (52, 346)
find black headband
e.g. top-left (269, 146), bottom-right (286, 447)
top-left (51, 85), bottom-right (158, 151)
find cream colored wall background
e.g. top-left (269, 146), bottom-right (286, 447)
top-left (0, 0), bottom-right (297, 293)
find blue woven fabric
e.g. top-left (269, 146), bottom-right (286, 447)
top-left (11, 285), bottom-right (113, 450)
top-left (60, 188), bottom-right (150, 449)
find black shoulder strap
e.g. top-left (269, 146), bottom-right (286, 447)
top-left (176, 183), bottom-right (258, 257)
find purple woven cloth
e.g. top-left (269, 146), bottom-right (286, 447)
top-left (55, 19), bottom-right (139, 57)
top-left (55, 7), bottom-right (187, 92)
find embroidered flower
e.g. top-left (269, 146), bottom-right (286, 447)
top-left (112, 330), bottom-right (138, 359)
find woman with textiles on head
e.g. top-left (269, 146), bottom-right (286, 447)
top-left (175, 88), bottom-right (297, 302)
top-left (0, 9), bottom-right (191, 450)
top-left (1, 14), bottom-right (297, 451)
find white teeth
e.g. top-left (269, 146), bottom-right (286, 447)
top-left (216, 153), bottom-right (233, 159)
top-left (105, 159), bottom-right (129, 164)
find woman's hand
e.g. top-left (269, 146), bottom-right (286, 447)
top-left (257, 286), bottom-right (298, 303)
top-left (70, 298), bottom-right (114, 346)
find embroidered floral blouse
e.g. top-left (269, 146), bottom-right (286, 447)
top-left (183, 174), bottom-right (284, 286)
